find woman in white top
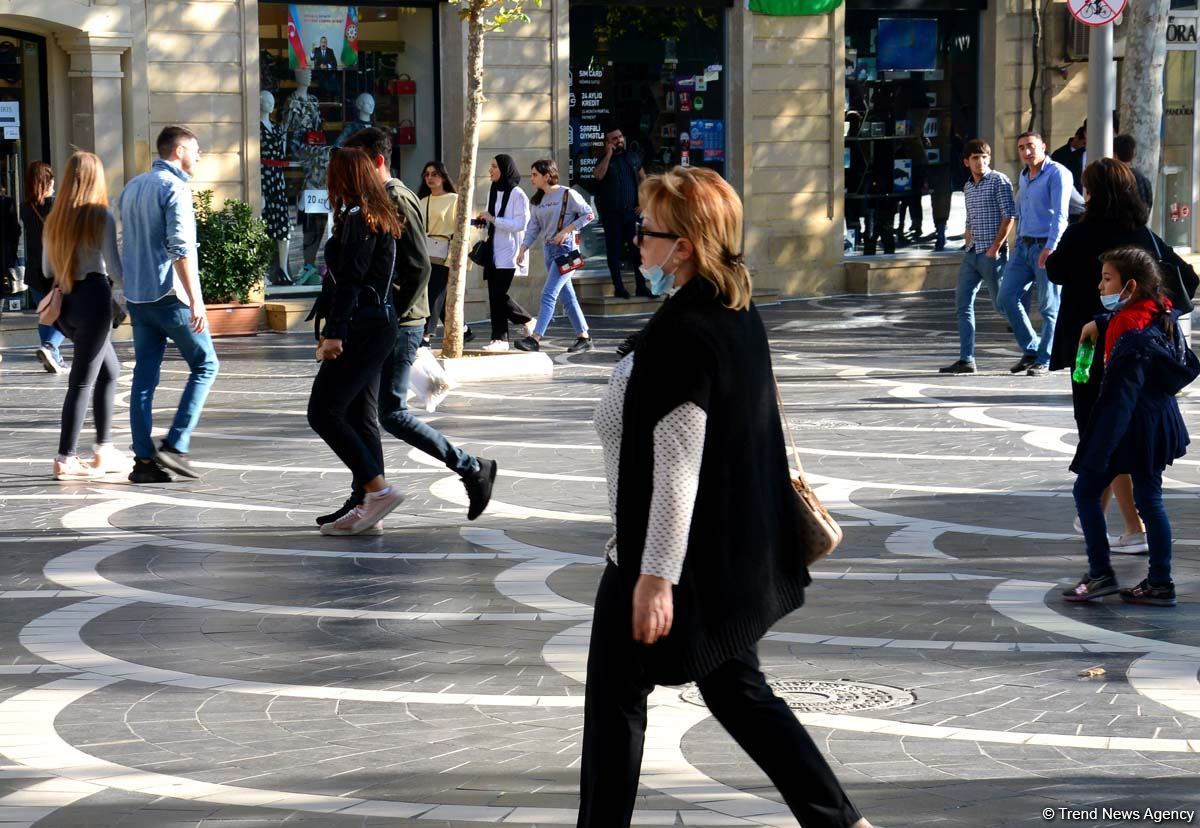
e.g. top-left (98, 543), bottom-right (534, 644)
top-left (418, 160), bottom-right (474, 346)
top-left (41, 151), bottom-right (129, 481)
top-left (475, 154), bottom-right (533, 351)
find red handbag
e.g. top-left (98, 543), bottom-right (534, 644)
top-left (393, 74), bottom-right (416, 95)
top-left (304, 130), bottom-right (326, 145)
top-left (395, 120), bottom-right (416, 145)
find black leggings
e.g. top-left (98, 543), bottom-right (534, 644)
top-left (423, 263), bottom-right (450, 338)
top-left (57, 274), bottom-right (119, 456)
top-left (484, 265), bottom-right (532, 341)
top-left (307, 314), bottom-right (395, 488)
top-left (577, 563), bottom-right (863, 828)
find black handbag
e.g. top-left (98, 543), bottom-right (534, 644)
top-left (1145, 227), bottom-right (1198, 313)
top-left (470, 187), bottom-right (513, 269)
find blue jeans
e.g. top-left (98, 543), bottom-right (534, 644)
top-left (998, 240), bottom-right (1061, 366)
top-left (955, 250), bottom-right (1007, 362)
top-left (379, 326), bottom-right (476, 474)
top-left (534, 243), bottom-right (589, 338)
top-left (1074, 467), bottom-right (1173, 585)
top-left (128, 295), bottom-right (219, 459)
top-left (29, 286), bottom-right (65, 357)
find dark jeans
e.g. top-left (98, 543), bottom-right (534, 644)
top-left (577, 563), bottom-right (863, 828)
top-left (423, 263), bottom-right (449, 339)
top-left (307, 314), bottom-right (395, 487)
top-left (1074, 466), bottom-right (1173, 585)
top-left (600, 213), bottom-right (646, 293)
top-left (379, 326), bottom-right (476, 475)
top-left (56, 274), bottom-right (118, 456)
top-left (484, 265), bottom-right (532, 342)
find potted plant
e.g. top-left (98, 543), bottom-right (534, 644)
top-left (194, 190), bottom-right (273, 337)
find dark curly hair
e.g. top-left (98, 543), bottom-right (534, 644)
top-left (1082, 158), bottom-right (1150, 229)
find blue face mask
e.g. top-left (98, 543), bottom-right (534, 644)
top-left (639, 241), bottom-right (679, 296)
top-left (1100, 283), bottom-right (1132, 312)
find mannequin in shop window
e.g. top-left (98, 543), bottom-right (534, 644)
top-left (335, 93), bottom-right (376, 148)
top-left (282, 67), bottom-right (329, 286)
top-left (260, 91), bottom-right (293, 286)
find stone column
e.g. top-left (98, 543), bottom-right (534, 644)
top-left (56, 33), bottom-right (132, 191)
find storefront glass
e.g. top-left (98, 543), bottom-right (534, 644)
top-left (1162, 49), bottom-right (1196, 250)
top-left (568, 4), bottom-right (727, 185)
top-left (843, 9), bottom-right (979, 256)
top-left (257, 3), bottom-right (437, 293)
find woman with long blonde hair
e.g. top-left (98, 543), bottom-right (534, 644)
top-left (580, 167), bottom-right (875, 828)
top-left (42, 151), bottom-right (128, 481)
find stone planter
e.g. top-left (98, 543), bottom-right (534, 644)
top-left (436, 349), bottom-right (554, 384)
top-left (205, 303), bottom-right (262, 337)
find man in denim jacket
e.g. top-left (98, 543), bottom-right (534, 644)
top-left (117, 125), bottom-right (220, 484)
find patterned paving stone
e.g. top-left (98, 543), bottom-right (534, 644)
top-left (1, 293), bottom-right (1199, 826)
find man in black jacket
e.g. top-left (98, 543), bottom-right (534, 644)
top-left (321, 129), bottom-right (497, 526)
top-left (1051, 126), bottom-right (1087, 194)
top-left (1114, 134), bottom-right (1154, 211)
top-left (593, 125), bottom-right (652, 299)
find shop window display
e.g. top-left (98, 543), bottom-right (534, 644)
top-left (258, 4), bottom-right (437, 294)
top-left (844, 11), bottom-right (978, 256)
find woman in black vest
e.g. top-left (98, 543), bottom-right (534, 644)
top-left (21, 161), bottom-right (67, 373)
top-left (307, 148), bottom-right (407, 536)
top-left (579, 167), bottom-right (874, 828)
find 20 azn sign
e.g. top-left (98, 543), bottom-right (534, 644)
top-left (1068, 0), bottom-right (1127, 27)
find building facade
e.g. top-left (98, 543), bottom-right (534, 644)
top-left (3, 0), bottom-right (1197, 320)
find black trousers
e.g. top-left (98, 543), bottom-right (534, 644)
top-left (484, 265), bottom-right (532, 341)
top-left (57, 273), bottom-right (119, 456)
top-left (423, 263), bottom-right (449, 338)
top-left (600, 212), bottom-right (646, 293)
top-left (578, 563), bottom-right (863, 828)
top-left (307, 314), bottom-right (394, 489)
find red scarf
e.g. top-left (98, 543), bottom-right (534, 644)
top-left (1104, 297), bottom-right (1170, 360)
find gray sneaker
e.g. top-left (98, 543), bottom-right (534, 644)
top-left (1111, 531), bottom-right (1149, 555)
top-left (1026, 363), bottom-right (1049, 377)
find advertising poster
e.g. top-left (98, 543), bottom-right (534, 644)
top-left (288, 5), bottom-right (359, 69)
top-left (568, 65), bottom-right (612, 181)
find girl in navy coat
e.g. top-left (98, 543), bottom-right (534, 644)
top-left (1065, 246), bottom-right (1200, 606)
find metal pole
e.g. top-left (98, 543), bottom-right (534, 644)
top-left (1087, 22), bottom-right (1115, 160)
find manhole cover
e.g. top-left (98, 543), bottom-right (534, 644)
top-left (680, 680), bottom-right (915, 713)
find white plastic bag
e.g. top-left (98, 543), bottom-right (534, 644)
top-left (410, 347), bottom-right (453, 413)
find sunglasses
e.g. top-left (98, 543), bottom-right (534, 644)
top-left (636, 227), bottom-right (677, 247)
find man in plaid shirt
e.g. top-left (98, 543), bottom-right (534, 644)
top-left (940, 139), bottom-right (1016, 374)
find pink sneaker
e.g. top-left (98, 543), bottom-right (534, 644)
top-left (351, 488), bottom-right (406, 534)
top-left (319, 507), bottom-right (382, 536)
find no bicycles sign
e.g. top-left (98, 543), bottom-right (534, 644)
top-left (1068, 0), bottom-right (1127, 26)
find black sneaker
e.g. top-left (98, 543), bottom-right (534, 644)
top-left (462, 458), bottom-right (498, 521)
top-left (616, 333), bottom-right (640, 358)
top-left (155, 441), bottom-right (200, 479)
top-left (513, 336), bottom-right (540, 352)
top-left (316, 493), bottom-right (363, 527)
top-left (1062, 572), bottom-right (1120, 602)
top-left (614, 287), bottom-right (631, 300)
top-left (1010, 354), bottom-right (1037, 374)
top-left (464, 327), bottom-right (476, 343)
top-left (939, 360), bottom-right (976, 374)
top-left (567, 336), bottom-right (593, 354)
top-left (1119, 579), bottom-right (1177, 607)
top-left (129, 457), bottom-right (174, 484)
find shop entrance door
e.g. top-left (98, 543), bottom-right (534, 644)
top-left (0, 28), bottom-right (50, 199)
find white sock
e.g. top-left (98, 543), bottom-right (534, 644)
top-left (368, 486), bottom-right (392, 499)
top-left (55, 454), bottom-right (70, 464)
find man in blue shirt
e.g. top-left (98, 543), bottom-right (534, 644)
top-left (997, 131), bottom-right (1072, 376)
top-left (117, 125), bottom-right (219, 483)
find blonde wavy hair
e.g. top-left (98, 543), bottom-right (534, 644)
top-left (44, 152), bottom-right (108, 294)
top-left (638, 166), bottom-right (751, 311)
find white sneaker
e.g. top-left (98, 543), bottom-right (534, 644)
top-left (351, 488), bottom-right (406, 534)
top-left (54, 455), bottom-right (104, 481)
top-left (36, 345), bottom-right (67, 375)
top-left (90, 444), bottom-right (130, 475)
top-left (481, 340), bottom-right (510, 352)
top-left (1111, 531), bottom-right (1149, 555)
top-left (319, 507), bottom-right (382, 536)
top-left (1072, 516), bottom-right (1119, 545)
top-left (523, 319), bottom-right (536, 337)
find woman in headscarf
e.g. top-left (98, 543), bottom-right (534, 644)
top-left (476, 154), bottom-right (533, 351)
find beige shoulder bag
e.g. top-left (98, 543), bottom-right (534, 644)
top-left (775, 379), bottom-right (842, 566)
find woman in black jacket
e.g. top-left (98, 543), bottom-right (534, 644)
top-left (1046, 159), bottom-right (1198, 551)
top-left (307, 148), bottom-right (407, 536)
top-left (580, 167), bottom-right (874, 828)
top-left (20, 161), bottom-right (66, 373)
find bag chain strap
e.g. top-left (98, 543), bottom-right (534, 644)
top-left (773, 374), bottom-right (806, 477)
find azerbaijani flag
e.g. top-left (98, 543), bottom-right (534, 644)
top-left (287, 5), bottom-right (308, 69)
top-left (341, 7), bottom-right (359, 67)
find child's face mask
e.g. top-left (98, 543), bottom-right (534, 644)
top-left (1100, 282), bottom-right (1134, 312)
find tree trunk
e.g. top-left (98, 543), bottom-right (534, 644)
top-left (1119, 0), bottom-right (1171, 186)
top-left (443, 4), bottom-right (487, 360)
top-left (1028, 0), bottom-right (1042, 133)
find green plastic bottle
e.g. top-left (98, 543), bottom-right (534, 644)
top-left (1073, 340), bottom-right (1095, 384)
